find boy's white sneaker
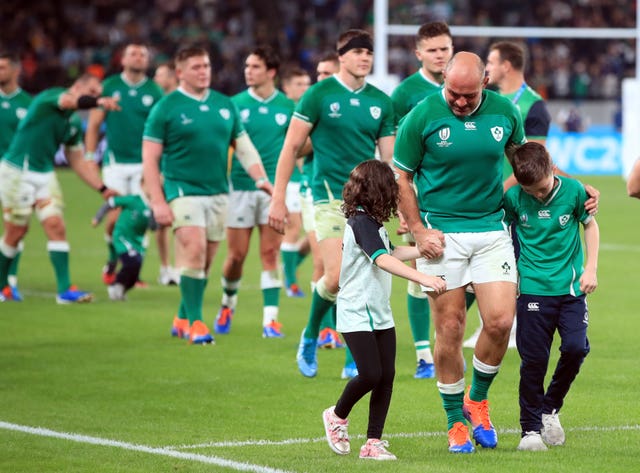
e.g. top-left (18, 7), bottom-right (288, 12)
top-left (541, 409), bottom-right (565, 445)
top-left (517, 431), bottom-right (548, 451)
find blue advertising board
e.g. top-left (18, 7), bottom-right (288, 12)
top-left (547, 125), bottom-right (621, 175)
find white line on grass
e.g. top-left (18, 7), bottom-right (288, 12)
top-left (600, 243), bottom-right (640, 252)
top-left (169, 424), bottom-right (640, 449)
top-left (0, 421), bottom-right (296, 473)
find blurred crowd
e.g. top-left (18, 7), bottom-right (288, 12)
top-left (0, 0), bottom-right (635, 99)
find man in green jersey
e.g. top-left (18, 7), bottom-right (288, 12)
top-left (0, 73), bottom-right (120, 304)
top-left (394, 52), bottom-right (526, 453)
top-left (152, 61), bottom-right (180, 287)
top-left (0, 52), bottom-right (32, 301)
top-left (215, 45), bottom-right (294, 339)
top-left (279, 65), bottom-right (312, 299)
top-left (268, 29), bottom-right (397, 378)
top-left (85, 43), bottom-right (163, 286)
top-left (391, 21), bottom-right (466, 380)
top-left (503, 142), bottom-right (599, 451)
top-left (142, 46), bottom-right (271, 345)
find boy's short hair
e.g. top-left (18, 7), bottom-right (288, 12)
top-left (512, 142), bottom-right (554, 186)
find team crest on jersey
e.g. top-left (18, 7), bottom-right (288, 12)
top-left (240, 109), bottom-right (250, 122)
top-left (16, 108), bottom-right (27, 120)
top-left (275, 113), bottom-right (287, 126)
top-left (328, 102), bottom-right (341, 118)
top-left (558, 214), bottom-right (571, 227)
top-left (142, 95), bottom-right (154, 107)
top-left (128, 89), bottom-right (137, 97)
top-left (436, 127), bottom-right (452, 147)
top-left (1, 101), bottom-right (8, 109)
top-left (490, 126), bottom-right (504, 142)
top-left (369, 106), bottom-right (381, 119)
top-left (219, 108), bottom-right (231, 120)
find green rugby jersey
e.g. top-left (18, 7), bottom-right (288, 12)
top-left (143, 88), bottom-right (245, 201)
top-left (390, 70), bottom-right (441, 119)
top-left (3, 88), bottom-right (83, 172)
top-left (109, 195), bottom-right (151, 256)
top-left (102, 74), bottom-right (163, 165)
top-left (229, 89), bottom-right (294, 190)
top-left (294, 76), bottom-right (396, 203)
top-left (503, 176), bottom-right (591, 296)
top-left (0, 88), bottom-right (32, 156)
top-left (501, 84), bottom-right (551, 177)
top-left (394, 89), bottom-right (526, 233)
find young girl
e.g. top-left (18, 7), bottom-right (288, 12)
top-left (322, 160), bottom-right (446, 460)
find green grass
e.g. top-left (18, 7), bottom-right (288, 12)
top-left (1, 171), bottom-right (639, 472)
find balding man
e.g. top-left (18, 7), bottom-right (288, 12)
top-left (393, 52), bottom-right (526, 453)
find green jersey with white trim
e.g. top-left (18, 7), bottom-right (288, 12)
top-left (393, 89), bottom-right (526, 233)
top-left (391, 70), bottom-right (441, 119)
top-left (2, 88), bottom-right (83, 172)
top-left (229, 89), bottom-right (294, 190)
top-left (143, 88), bottom-right (245, 201)
top-left (0, 88), bottom-right (32, 156)
top-left (501, 84), bottom-right (551, 177)
top-left (294, 76), bottom-right (396, 203)
top-left (110, 195), bottom-right (151, 256)
top-left (102, 74), bottom-right (163, 165)
top-left (504, 176), bottom-right (591, 296)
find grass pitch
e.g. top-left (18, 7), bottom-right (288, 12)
top-left (1, 171), bottom-right (638, 472)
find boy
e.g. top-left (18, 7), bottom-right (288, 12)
top-left (504, 142), bottom-right (599, 451)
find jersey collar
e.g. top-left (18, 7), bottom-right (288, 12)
top-left (0, 87), bottom-right (22, 99)
top-left (419, 69), bottom-right (442, 88)
top-left (120, 73), bottom-right (148, 88)
top-left (247, 87), bottom-right (278, 103)
top-left (333, 75), bottom-right (367, 94)
top-left (177, 86), bottom-right (210, 102)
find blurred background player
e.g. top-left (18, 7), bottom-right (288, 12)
top-left (0, 74), bottom-right (120, 303)
top-left (279, 65), bottom-right (311, 299)
top-left (92, 179), bottom-right (153, 301)
top-left (0, 52), bottom-right (32, 301)
top-left (85, 43), bottom-right (163, 288)
top-left (216, 45), bottom-right (294, 338)
top-left (391, 21), bottom-right (468, 379)
top-left (152, 61), bottom-right (180, 286)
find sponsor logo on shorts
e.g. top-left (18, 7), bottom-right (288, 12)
top-left (502, 261), bottom-right (511, 274)
top-left (527, 302), bottom-right (539, 311)
top-left (583, 311), bottom-right (589, 325)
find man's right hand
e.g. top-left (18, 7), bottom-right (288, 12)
top-left (152, 201), bottom-right (174, 227)
top-left (268, 198), bottom-right (288, 235)
top-left (414, 228), bottom-right (445, 259)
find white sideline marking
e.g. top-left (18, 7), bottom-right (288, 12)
top-left (0, 421), bottom-right (295, 473)
top-left (170, 424), bottom-right (640, 449)
top-left (600, 243), bottom-right (640, 252)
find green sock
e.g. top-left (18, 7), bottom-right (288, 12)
top-left (440, 391), bottom-right (466, 429)
top-left (180, 275), bottom-right (206, 325)
top-left (465, 292), bottom-right (476, 310)
top-left (108, 241), bottom-right (118, 265)
top-left (344, 345), bottom-right (354, 368)
top-left (469, 367), bottom-right (498, 402)
top-left (0, 251), bottom-right (13, 288)
top-left (8, 249), bottom-right (21, 280)
top-left (304, 289), bottom-right (335, 340)
top-left (177, 300), bottom-right (188, 321)
top-left (48, 242), bottom-right (71, 293)
top-left (319, 304), bottom-right (336, 331)
top-left (408, 294), bottom-right (430, 348)
top-left (281, 248), bottom-right (299, 285)
top-left (295, 250), bottom-right (308, 268)
top-left (262, 287), bottom-right (280, 307)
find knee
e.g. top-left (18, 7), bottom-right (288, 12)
top-left (357, 366), bottom-right (383, 388)
top-left (560, 340), bottom-right (590, 359)
top-left (482, 314), bottom-right (514, 340)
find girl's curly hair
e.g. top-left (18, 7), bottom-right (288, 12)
top-left (341, 160), bottom-right (398, 223)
